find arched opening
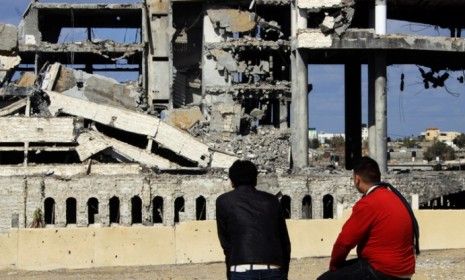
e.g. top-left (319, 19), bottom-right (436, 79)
top-left (152, 196), bottom-right (164, 224)
top-left (174, 196), bottom-right (185, 224)
top-left (66, 197), bottom-right (77, 225)
top-left (44, 197), bottom-right (55, 225)
top-left (323, 194), bottom-right (334, 219)
top-left (302, 195), bottom-right (312, 219)
top-left (196, 196), bottom-right (206, 220)
top-left (109, 196), bottom-right (120, 224)
top-left (87, 197), bottom-right (99, 225)
top-left (280, 195), bottom-right (291, 219)
top-left (131, 196), bottom-right (143, 224)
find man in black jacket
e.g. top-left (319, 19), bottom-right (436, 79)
top-left (216, 160), bottom-right (291, 280)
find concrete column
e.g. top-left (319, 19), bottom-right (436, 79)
top-left (290, 4), bottom-right (309, 170)
top-left (163, 197), bottom-right (174, 226)
top-left (55, 199), bottom-right (66, 227)
top-left (185, 196), bottom-right (195, 221)
top-left (374, 0), bottom-right (388, 173)
top-left (312, 197), bottom-right (323, 219)
top-left (77, 199), bottom-right (87, 227)
top-left (336, 203), bottom-right (344, 219)
top-left (120, 197), bottom-right (131, 226)
top-left (368, 62), bottom-right (376, 158)
top-left (375, 54), bottom-right (387, 173)
top-left (279, 99), bottom-right (289, 130)
top-left (411, 194), bottom-right (419, 210)
top-left (344, 63), bottom-right (362, 170)
top-left (100, 200), bottom-right (109, 227)
top-left (206, 196), bottom-right (216, 220)
top-left (292, 49), bottom-right (309, 170)
top-left (146, 0), bottom-right (172, 109)
top-left (375, 0), bottom-right (387, 35)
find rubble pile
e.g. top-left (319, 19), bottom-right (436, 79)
top-left (196, 126), bottom-right (291, 173)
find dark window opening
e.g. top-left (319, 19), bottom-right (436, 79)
top-left (323, 194), bottom-right (334, 219)
top-left (109, 196), bottom-right (120, 224)
top-left (131, 196), bottom-right (143, 224)
top-left (44, 197), bottom-right (56, 225)
top-left (280, 195), bottom-right (291, 219)
top-left (87, 197), bottom-right (99, 225)
top-left (66, 197), bottom-right (77, 225)
top-left (302, 195), bottom-right (312, 219)
top-left (174, 196), bottom-right (185, 224)
top-left (196, 196), bottom-right (206, 221)
top-left (152, 196), bottom-right (164, 224)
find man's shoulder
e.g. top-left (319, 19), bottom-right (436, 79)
top-left (255, 189), bottom-right (279, 202)
top-left (216, 191), bottom-right (233, 201)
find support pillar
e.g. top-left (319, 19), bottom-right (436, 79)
top-left (292, 50), bottom-right (309, 170)
top-left (146, 0), bottom-right (172, 110)
top-left (344, 63), bottom-right (362, 170)
top-left (368, 62), bottom-right (376, 158)
top-left (375, 55), bottom-right (387, 173)
top-left (374, 0), bottom-right (388, 173)
top-left (279, 99), bottom-right (289, 130)
top-left (291, 4), bottom-right (309, 170)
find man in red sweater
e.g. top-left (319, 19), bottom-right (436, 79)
top-left (317, 157), bottom-right (419, 280)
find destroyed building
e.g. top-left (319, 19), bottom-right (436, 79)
top-left (1, 0), bottom-right (465, 231)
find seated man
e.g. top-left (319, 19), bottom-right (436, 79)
top-left (318, 157), bottom-right (419, 280)
top-left (216, 160), bottom-right (291, 280)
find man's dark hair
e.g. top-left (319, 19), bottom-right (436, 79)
top-left (229, 160), bottom-right (258, 187)
top-left (353, 157), bottom-right (381, 183)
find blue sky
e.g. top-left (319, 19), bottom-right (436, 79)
top-left (2, 0), bottom-right (465, 138)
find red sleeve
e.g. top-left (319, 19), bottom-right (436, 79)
top-left (329, 200), bottom-right (374, 270)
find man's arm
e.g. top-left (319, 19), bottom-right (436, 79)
top-left (329, 200), bottom-right (374, 270)
top-left (216, 197), bottom-right (231, 280)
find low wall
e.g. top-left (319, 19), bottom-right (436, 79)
top-left (1, 210), bottom-right (464, 271)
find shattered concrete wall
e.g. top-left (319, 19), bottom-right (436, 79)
top-left (1, 171), bottom-right (465, 232)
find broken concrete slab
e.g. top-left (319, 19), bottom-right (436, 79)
top-left (46, 90), bottom-right (160, 136)
top-left (76, 131), bottom-right (112, 161)
top-left (211, 151), bottom-right (238, 169)
top-left (297, 0), bottom-right (352, 11)
top-left (46, 91), bottom-right (218, 167)
top-left (77, 130), bottom-right (174, 170)
top-left (207, 8), bottom-right (257, 33)
top-left (0, 55), bottom-right (21, 84)
top-left (0, 99), bottom-right (27, 117)
top-left (163, 107), bottom-right (204, 131)
top-left (0, 117), bottom-right (76, 143)
top-left (0, 24), bottom-right (18, 52)
top-left (43, 63), bottom-right (141, 110)
top-left (205, 38), bottom-right (290, 51)
top-left (154, 122), bottom-right (211, 167)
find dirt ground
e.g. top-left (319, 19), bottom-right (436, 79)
top-left (1, 249), bottom-right (464, 280)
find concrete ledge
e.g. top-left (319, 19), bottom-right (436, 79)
top-left (1, 210), bottom-right (464, 271)
top-left (296, 29), bottom-right (465, 52)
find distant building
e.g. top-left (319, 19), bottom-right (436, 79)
top-left (423, 128), bottom-right (461, 142)
top-left (308, 128), bottom-right (318, 140)
top-left (318, 132), bottom-right (345, 144)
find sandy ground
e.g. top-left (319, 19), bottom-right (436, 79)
top-left (1, 249), bottom-right (464, 280)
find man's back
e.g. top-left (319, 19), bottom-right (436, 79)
top-left (216, 185), bottom-right (290, 267)
top-left (335, 187), bottom-right (415, 276)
